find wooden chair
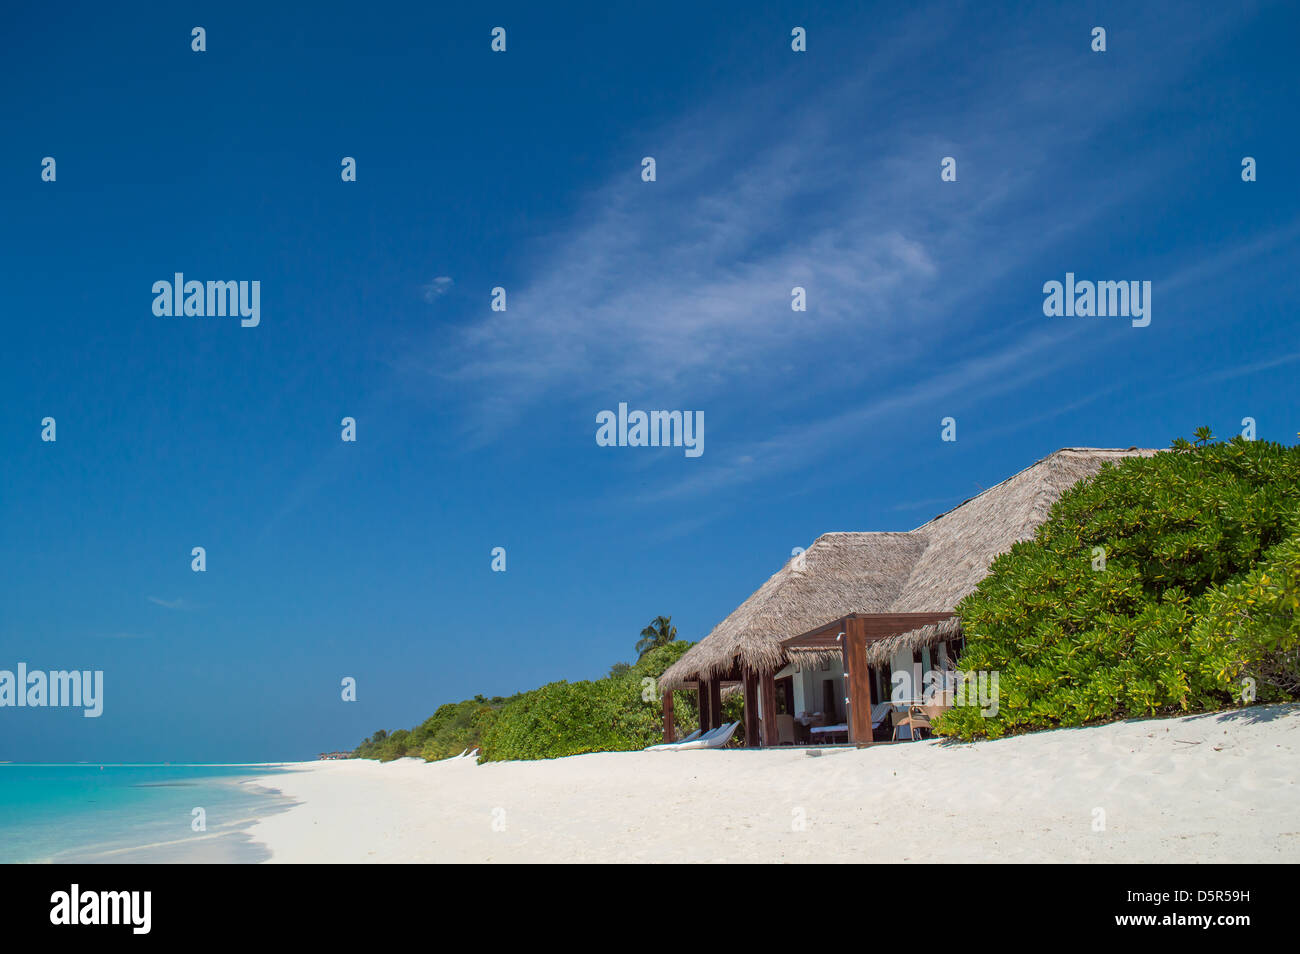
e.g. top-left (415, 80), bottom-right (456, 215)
top-left (890, 707), bottom-right (914, 741)
top-left (919, 704), bottom-right (950, 723)
top-left (776, 714), bottom-right (796, 746)
top-left (907, 706), bottom-right (933, 740)
top-left (892, 705), bottom-right (933, 741)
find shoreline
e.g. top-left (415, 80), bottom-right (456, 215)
top-left (16, 768), bottom-right (301, 864)
top-left (245, 705), bottom-right (1300, 863)
top-left (57, 777), bottom-right (302, 864)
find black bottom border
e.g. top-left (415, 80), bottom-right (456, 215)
top-left (0, 862), bottom-right (1273, 940)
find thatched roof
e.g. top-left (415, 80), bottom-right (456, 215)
top-left (890, 447), bottom-right (1155, 611)
top-left (786, 647), bottom-right (845, 672)
top-left (864, 615), bottom-right (963, 666)
top-left (660, 447), bottom-right (1155, 690)
top-left (659, 532), bottom-right (925, 688)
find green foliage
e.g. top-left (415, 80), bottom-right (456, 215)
top-left (353, 695), bottom-right (515, 762)
top-left (936, 437), bottom-right (1300, 740)
top-left (350, 627), bottom-right (698, 763)
top-left (478, 642), bottom-right (694, 761)
top-left (1194, 531), bottom-right (1300, 700)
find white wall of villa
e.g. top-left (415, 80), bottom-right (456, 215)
top-left (780, 662), bottom-right (847, 722)
top-left (781, 641), bottom-right (956, 719)
top-left (890, 642), bottom-right (954, 702)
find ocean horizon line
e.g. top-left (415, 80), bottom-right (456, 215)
top-left (0, 761), bottom-right (308, 768)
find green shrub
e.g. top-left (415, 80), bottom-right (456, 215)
top-left (352, 642), bottom-right (696, 762)
top-left (936, 437), bottom-right (1300, 740)
top-left (411, 698), bottom-right (503, 761)
top-left (478, 642), bottom-right (694, 761)
top-left (1194, 530), bottom-right (1300, 700)
top-left (354, 695), bottom-right (514, 761)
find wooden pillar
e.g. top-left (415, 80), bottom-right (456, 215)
top-left (662, 688), bottom-right (675, 744)
top-left (709, 678), bottom-right (724, 730)
top-left (697, 680), bottom-right (712, 732)
top-left (742, 670), bottom-right (760, 747)
top-left (759, 669), bottom-right (779, 747)
top-left (844, 616), bottom-right (874, 746)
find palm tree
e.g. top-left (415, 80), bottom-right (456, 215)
top-left (636, 615), bottom-right (677, 660)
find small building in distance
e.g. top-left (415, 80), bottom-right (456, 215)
top-left (658, 447), bottom-right (1157, 746)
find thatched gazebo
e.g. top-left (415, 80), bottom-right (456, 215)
top-left (658, 447), bottom-right (1156, 746)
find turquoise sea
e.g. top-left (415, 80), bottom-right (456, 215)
top-left (0, 764), bottom-right (296, 863)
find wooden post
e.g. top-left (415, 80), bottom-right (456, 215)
top-left (709, 678), bottom-right (723, 730)
top-left (663, 688), bottom-right (675, 744)
top-left (742, 670), bottom-right (760, 747)
top-left (759, 669), bottom-right (779, 747)
top-left (697, 680), bottom-right (712, 733)
top-left (844, 616), bottom-right (874, 746)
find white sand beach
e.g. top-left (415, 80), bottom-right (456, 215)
top-left (248, 705), bottom-right (1299, 863)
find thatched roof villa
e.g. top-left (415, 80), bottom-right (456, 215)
top-left (658, 447), bottom-right (1156, 746)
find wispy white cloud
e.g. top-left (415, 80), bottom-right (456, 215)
top-left (1159, 220), bottom-right (1300, 298)
top-left (1203, 350), bottom-right (1300, 383)
top-left (421, 276), bottom-right (454, 303)
top-left (404, 2), bottom-right (1266, 501)
top-left (631, 325), bottom-right (1093, 504)
top-left (426, 43), bottom-right (1164, 416)
top-left (148, 596), bottom-right (191, 610)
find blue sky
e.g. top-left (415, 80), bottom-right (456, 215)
top-left (2, 1), bottom-right (1297, 762)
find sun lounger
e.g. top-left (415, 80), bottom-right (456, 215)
top-left (644, 727), bottom-right (708, 751)
top-left (672, 721), bottom-right (739, 750)
top-left (809, 723), bottom-right (849, 743)
top-left (700, 721), bottom-right (740, 748)
top-left (647, 722), bottom-right (739, 751)
top-left (871, 702), bottom-right (893, 729)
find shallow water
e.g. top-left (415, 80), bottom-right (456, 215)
top-left (0, 764), bottom-right (296, 863)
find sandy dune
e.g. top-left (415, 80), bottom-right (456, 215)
top-left (248, 705), bottom-right (1299, 863)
